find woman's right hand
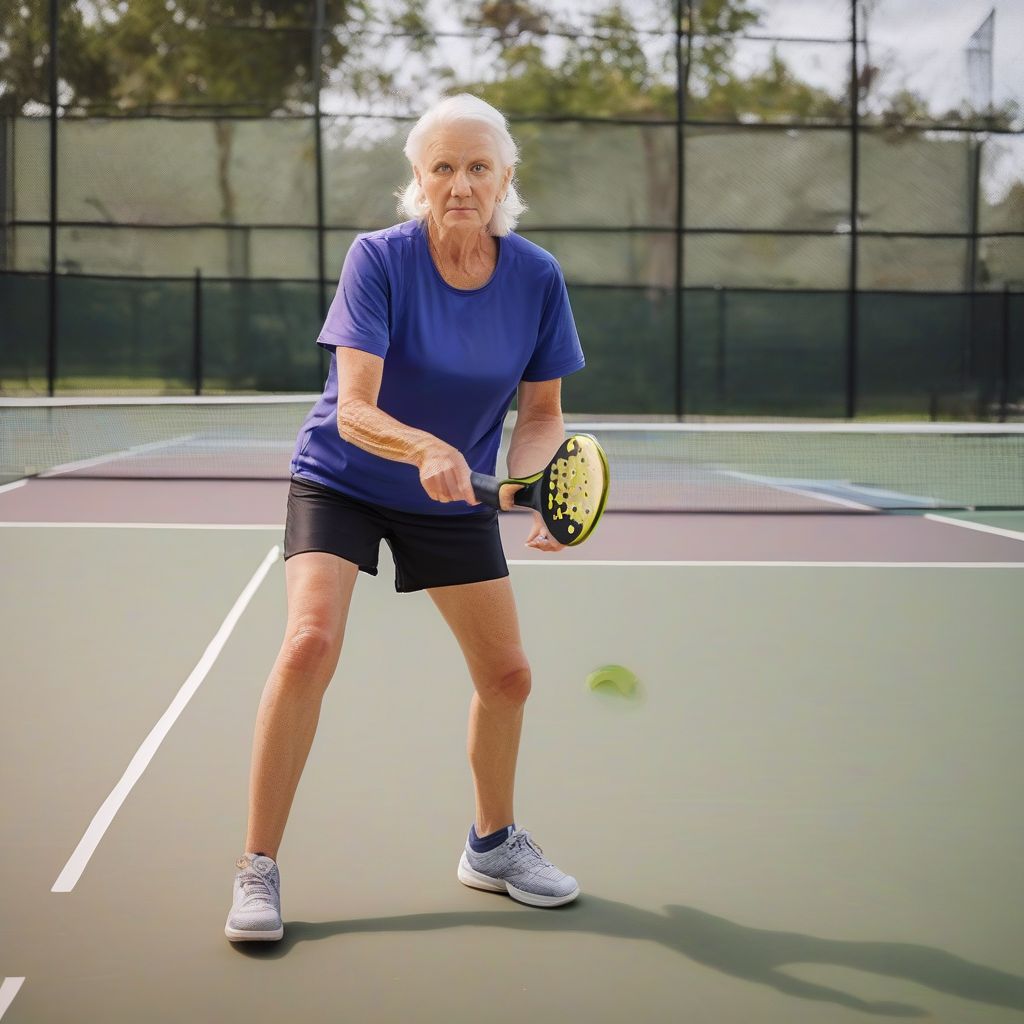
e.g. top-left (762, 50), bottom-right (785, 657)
top-left (416, 440), bottom-right (479, 505)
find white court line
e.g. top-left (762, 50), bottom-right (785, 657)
top-left (925, 513), bottom-right (1024, 542)
top-left (0, 978), bottom-right (25, 1020)
top-left (51, 545), bottom-right (280, 893)
top-left (508, 560), bottom-right (1024, 568)
top-left (564, 421), bottom-right (1024, 434)
top-left (0, 394), bottom-right (317, 407)
top-left (0, 480), bottom-right (28, 496)
top-left (0, 522), bottom-right (283, 530)
top-left (717, 471), bottom-right (876, 511)
top-left (38, 435), bottom-right (196, 478)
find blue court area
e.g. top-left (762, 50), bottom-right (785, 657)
top-left (2, 517), bottom-right (1022, 1023)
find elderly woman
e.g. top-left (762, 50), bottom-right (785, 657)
top-left (225, 94), bottom-right (585, 942)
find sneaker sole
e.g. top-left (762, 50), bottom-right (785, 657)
top-left (224, 922), bottom-right (284, 942)
top-left (457, 852), bottom-right (580, 908)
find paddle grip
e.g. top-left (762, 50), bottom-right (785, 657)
top-left (470, 471), bottom-right (502, 510)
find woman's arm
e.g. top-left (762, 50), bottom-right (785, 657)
top-left (507, 379), bottom-right (565, 479)
top-left (335, 347), bottom-right (478, 505)
top-left (506, 378), bottom-right (567, 551)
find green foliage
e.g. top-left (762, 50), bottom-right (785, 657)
top-left (2, 0), bottom-right (1017, 128)
top-left (690, 48), bottom-right (846, 122)
top-left (1, 0), bottom-right (374, 114)
top-left (459, 5), bottom-right (676, 119)
top-left (456, 0), bottom-right (845, 124)
top-left (871, 88), bottom-right (1018, 133)
top-left (0, 1), bottom-right (99, 109)
top-left (682, 0), bottom-right (759, 95)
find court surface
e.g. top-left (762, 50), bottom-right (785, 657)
top-left (2, 479), bottom-right (1023, 1024)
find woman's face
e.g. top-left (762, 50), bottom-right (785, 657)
top-left (415, 121), bottom-right (513, 236)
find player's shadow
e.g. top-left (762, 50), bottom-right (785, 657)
top-left (236, 896), bottom-right (1024, 1017)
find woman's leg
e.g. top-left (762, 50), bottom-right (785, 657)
top-left (428, 576), bottom-right (530, 836)
top-left (244, 551), bottom-right (359, 860)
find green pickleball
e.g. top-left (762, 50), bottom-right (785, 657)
top-left (586, 664), bottom-right (639, 697)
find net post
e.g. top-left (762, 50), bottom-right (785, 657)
top-left (192, 268), bottom-right (203, 396)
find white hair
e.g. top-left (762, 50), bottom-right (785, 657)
top-left (396, 94), bottom-right (527, 237)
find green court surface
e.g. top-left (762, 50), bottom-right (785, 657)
top-left (2, 527), bottom-right (1023, 1023)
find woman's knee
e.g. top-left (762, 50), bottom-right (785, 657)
top-left (276, 620), bottom-right (341, 682)
top-left (476, 662), bottom-right (532, 707)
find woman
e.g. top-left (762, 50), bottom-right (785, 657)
top-left (225, 94), bottom-right (585, 942)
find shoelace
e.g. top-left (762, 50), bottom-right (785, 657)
top-left (508, 830), bottom-right (552, 866)
top-left (237, 869), bottom-right (278, 909)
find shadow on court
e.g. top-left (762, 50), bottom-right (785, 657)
top-left (231, 896), bottom-right (1024, 1018)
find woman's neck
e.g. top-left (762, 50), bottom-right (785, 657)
top-left (427, 220), bottom-right (498, 288)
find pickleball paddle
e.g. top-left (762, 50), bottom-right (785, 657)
top-left (470, 433), bottom-right (610, 546)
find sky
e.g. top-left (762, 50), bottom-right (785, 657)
top-left (756, 0), bottom-right (1023, 113)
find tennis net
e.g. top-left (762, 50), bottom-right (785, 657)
top-left (1, 395), bottom-right (1022, 513)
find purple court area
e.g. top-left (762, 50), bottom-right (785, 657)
top-left (2, 477), bottom-right (1022, 563)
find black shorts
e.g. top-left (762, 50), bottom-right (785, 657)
top-left (283, 475), bottom-right (509, 593)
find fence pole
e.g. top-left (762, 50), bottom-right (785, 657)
top-left (675, 0), bottom-right (693, 419)
top-left (845, 0), bottom-right (860, 419)
top-left (312, 0), bottom-right (327, 387)
top-left (193, 269), bottom-right (203, 395)
top-left (0, 102), bottom-right (8, 269)
top-left (715, 285), bottom-right (726, 409)
top-left (965, 136), bottom-right (982, 392)
top-left (999, 283), bottom-right (1011, 423)
top-left (47, 0), bottom-right (59, 396)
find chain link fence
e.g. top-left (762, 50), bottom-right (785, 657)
top-left (1, 0), bottom-right (1021, 417)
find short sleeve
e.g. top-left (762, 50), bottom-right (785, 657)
top-left (520, 265), bottom-right (586, 382)
top-left (317, 238), bottom-right (390, 357)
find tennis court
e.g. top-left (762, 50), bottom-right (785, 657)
top-left (3, 0), bottom-right (1024, 1017)
top-left (2, 406), bottom-right (1023, 1024)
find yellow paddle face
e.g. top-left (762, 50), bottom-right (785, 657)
top-left (543, 433), bottom-right (610, 546)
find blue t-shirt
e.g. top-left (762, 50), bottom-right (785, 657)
top-left (290, 219), bottom-right (586, 514)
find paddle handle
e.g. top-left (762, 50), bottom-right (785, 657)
top-left (470, 471), bottom-right (502, 509)
top-left (470, 472), bottom-right (537, 512)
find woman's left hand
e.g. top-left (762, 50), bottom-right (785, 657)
top-left (525, 513), bottom-right (565, 552)
top-left (498, 484), bottom-right (564, 551)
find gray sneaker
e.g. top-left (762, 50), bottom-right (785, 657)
top-left (458, 828), bottom-right (580, 907)
top-left (225, 853), bottom-right (284, 942)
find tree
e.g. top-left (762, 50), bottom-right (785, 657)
top-left (0, 2), bottom-right (362, 276)
top-left (865, 86), bottom-right (1018, 134)
top-left (0, 1), bottom-right (100, 112)
top-left (1, 1), bottom-right (382, 114)
top-left (459, 2), bottom-right (676, 120)
top-left (681, 0), bottom-right (760, 113)
top-left (691, 48), bottom-right (846, 123)
top-left (449, 0), bottom-right (845, 286)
